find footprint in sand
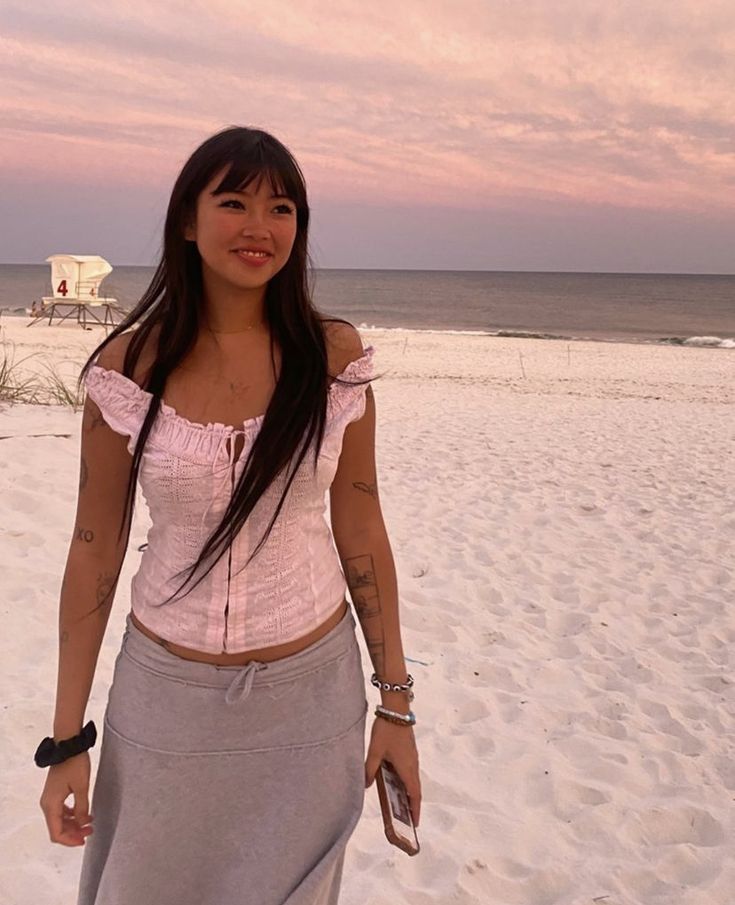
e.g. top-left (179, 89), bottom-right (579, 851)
top-left (598, 750), bottom-right (628, 765)
top-left (466, 858), bottom-right (572, 905)
top-left (622, 805), bottom-right (725, 847)
top-left (637, 697), bottom-right (706, 755)
top-left (546, 610), bottom-right (591, 636)
top-left (522, 764), bottom-right (610, 818)
top-left (464, 733), bottom-right (496, 759)
top-left (430, 804), bottom-right (459, 832)
top-left (592, 696), bottom-right (630, 721)
top-left (696, 673), bottom-right (731, 693)
top-left (483, 855), bottom-right (533, 880)
top-left (572, 711), bottom-right (627, 741)
top-left (712, 754), bottom-right (735, 791)
top-left (553, 779), bottom-right (610, 820)
top-left (548, 637), bottom-right (580, 659)
top-left (450, 696), bottom-right (491, 728)
top-left (578, 662), bottom-right (632, 694)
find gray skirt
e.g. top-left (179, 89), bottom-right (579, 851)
top-left (77, 605), bottom-right (368, 905)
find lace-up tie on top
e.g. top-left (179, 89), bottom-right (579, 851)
top-left (199, 428), bottom-right (243, 537)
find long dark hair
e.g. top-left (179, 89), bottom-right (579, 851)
top-left (78, 125), bottom-right (378, 609)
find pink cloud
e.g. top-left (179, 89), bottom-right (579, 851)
top-left (0, 0), bottom-right (733, 212)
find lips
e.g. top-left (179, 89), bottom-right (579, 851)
top-left (232, 247), bottom-right (273, 256)
top-left (233, 248), bottom-right (273, 267)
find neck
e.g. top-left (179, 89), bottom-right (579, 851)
top-left (208, 325), bottom-right (264, 334)
top-left (199, 264), bottom-right (268, 334)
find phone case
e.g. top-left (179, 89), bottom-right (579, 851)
top-left (375, 760), bottom-right (420, 856)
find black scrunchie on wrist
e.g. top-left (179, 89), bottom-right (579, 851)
top-left (34, 720), bottom-right (97, 767)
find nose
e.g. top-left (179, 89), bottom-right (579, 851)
top-left (240, 208), bottom-right (270, 236)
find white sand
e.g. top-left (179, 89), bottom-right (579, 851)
top-left (1, 318), bottom-right (733, 905)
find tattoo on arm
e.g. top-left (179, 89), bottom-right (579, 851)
top-left (75, 526), bottom-right (94, 543)
top-left (367, 638), bottom-right (386, 678)
top-left (352, 480), bottom-right (377, 499)
top-left (345, 554), bottom-right (381, 617)
top-left (82, 570), bottom-right (119, 616)
top-left (344, 552), bottom-right (385, 676)
top-left (83, 401), bottom-right (106, 433)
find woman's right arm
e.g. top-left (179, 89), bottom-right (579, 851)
top-left (53, 394), bottom-right (134, 741)
top-left (41, 335), bottom-right (136, 845)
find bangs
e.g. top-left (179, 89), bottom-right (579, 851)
top-left (212, 158), bottom-right (298, 203)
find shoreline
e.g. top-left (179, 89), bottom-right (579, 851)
top-left (1, 309), bottom-right (733, 351)
top-left (1, 320), bottom-right (733, 410)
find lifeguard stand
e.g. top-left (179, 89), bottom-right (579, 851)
top-left (28, 254), bottom-right (126, 328)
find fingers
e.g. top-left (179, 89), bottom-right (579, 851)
top-left (42, 799), bottom-right (67, 845)
top-left (40, 798), bottom-right (94, 847)
top-left (390, 761), bottom-right (421, 827)
top-left (74, 789), bottom-right (93, 829)
top-left (404, 775), bottom-right (422, 827)
top-left (364, 750), bottom-right (382, 788)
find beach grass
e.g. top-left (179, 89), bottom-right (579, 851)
top-left (0, 336), bottom-right (85, 408)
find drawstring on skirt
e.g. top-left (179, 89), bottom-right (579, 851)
top-left (222, 660), bottom-right (268, 705)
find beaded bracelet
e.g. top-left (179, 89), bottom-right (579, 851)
top-left (370, 672), bottom-right (414, 693)
top-left (374, 705), bottom-right (416, 727)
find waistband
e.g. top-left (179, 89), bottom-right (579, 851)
top-left (121, 605), bottom-right (358, 706)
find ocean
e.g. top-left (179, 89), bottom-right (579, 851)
top-left (1, 264), bottom-right (733, 348)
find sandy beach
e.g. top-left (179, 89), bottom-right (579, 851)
top-left (0, 317), bottom-right (733, 905)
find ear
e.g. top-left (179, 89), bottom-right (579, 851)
top-left (183, 214), bottom-right (197, 243)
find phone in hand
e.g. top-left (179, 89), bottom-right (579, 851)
top-left (375, 759), bottom-right (420, 856)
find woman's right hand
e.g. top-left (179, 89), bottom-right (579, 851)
top-left (39, 753), bottom-right (94, 846)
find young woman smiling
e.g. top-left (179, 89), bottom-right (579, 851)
top-left (37, 126), bottom-right (420, 905)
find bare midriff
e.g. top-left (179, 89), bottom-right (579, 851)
top-left (128, 597), bottom-right (349, 666)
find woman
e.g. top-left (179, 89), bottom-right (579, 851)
top-left (37, 126), bottom-right (421, 904)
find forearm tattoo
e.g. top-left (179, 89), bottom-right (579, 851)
top-left (352, 480), bottom-right (377, 499)
top-left (96, 571), bottom-right (117, 609)
top-left (75, 525), bottom-right (94, 543)
top-left (344, 552), bottom-right (385, 676)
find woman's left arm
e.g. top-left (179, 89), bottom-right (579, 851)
top-left (334, 522), bottom-right (421, 827)
top-left (329, 342), bottom-right (421, 825)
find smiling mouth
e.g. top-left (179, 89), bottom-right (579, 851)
top-left (234, 249), bottom-right (272, 259)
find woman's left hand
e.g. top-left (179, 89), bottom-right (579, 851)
top-left (364, 716), bottom-right (421, 826)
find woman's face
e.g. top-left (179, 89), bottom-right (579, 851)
top-left (184, 165), bottom-right (298, 293)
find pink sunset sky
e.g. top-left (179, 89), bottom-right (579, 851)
top-left (1, 0), bottom-right (734, 271)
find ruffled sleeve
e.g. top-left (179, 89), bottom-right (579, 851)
top-left (83, 365), bottom-right (149, 453)
top-left (327, 344), bottom-right (375, 426)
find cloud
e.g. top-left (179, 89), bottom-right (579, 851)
top-left (0, 0), bottom-right (734, 226)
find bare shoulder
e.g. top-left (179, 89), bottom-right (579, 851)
top-left (95, 325), bottom-right (160, 387)
top-left (322, 319), bottom-right (366, 375)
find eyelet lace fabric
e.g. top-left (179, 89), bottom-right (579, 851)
top-left (83, 345), bottom-right (375, 654)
